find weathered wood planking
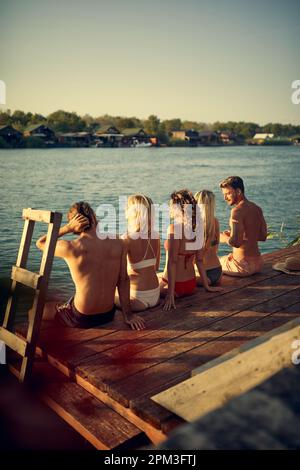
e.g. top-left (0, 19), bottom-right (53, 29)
top-left (73, 275), bottom-right (300, 396)
top-left (36, 252), bottom-right (300, 372)
top-left (10, 359), bottom-right (143, 450)
top-left (13, 245), bottom-right (300, 435)
top-left (156, 366), bottom-right (300, 450)
top-left (151, 317), bottom-right (300, 422)
top-left (17, 244), bottom-right (299, 352)
top-left (131, 301), bottom-right (300, 428)
top-left (108, 300), bottom-right (300, 421)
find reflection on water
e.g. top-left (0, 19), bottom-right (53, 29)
top-left (0, 146), bottom-right (299, 300)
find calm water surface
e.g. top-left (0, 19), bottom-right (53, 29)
top-left (0, 146), bottom-right (299, 300)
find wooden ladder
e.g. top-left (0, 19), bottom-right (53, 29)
top-left (0, 208), bottom-right (62, 383)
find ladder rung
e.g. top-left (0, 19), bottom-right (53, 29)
top-left (0, 327), bottom-right (28, 357)
top-left (11, 266), bottom-right (43, 289)
top-left (23, 208), bottom-right (54, 224)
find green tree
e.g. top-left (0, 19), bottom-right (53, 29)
top-left (47, 110), bottom-right (86, 133)
top-left (163, 119), bottom-right (182, 133)
top-left (0, 111), bottom-right (12, 126)
top-left (182, 120), bottom-right (203, 131)
top-left (114, 116), bottom-right (142, 130)
top-left (143, 115), bottom-right (160, 135)
top-left (30, 113), bottom-right (47, 125)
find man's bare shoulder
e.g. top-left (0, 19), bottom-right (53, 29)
top-left (231, 205), bottom-right (244, 219)
top-left (247, 200), bottom-right (264, 216)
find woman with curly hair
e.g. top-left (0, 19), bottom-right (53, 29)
top-left (160, 189), bottom-right (222, 310)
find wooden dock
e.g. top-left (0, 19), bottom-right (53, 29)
top-left (10, 245), bottom-right (300, 449)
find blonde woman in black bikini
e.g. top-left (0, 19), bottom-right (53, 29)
top-left (160, 189), bottom-right (222, 311)
top-left (194, 190), bottom-right (223, 286)
top-left (121, 194), bottom-right (161, 312)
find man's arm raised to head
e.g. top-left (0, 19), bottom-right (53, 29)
top-left (228, 207), bottom-right (244, 248)
top-left (36, 225), bottom-right (74, 259)
top-left (36, 213), bottom-right (89, 258)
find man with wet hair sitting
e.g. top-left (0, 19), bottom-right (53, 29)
top-left (36, 201), bottom-right (145, 330)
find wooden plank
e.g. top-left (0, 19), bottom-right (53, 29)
top-left (107, 300), bottom-right (300, 413)
top-left (156, 367), bottom-right (300, 450)
top-left (151, 317), bottom-right (300, 422)
top-left (13, 244), bottom-right (298, 432)
top-left (14, 360), bottom-right (142, 450)
top-left (22, 208), bottom-right (54, 224)
top-left (73, 275), bottom-right (300, 396)
top-left (26, 357), bottom-right (167, 445)
top-left (131, 302), bottom-right (300, 427)
top-left (0, 327), bottom-right (27, 356)
top-left (11, 266), bottom-right (43, 290)
top-left (39, 257), bottom-right (297, 371)
top-left (21, 245), bottom-right (299, 363)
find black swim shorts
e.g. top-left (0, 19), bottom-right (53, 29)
top-left (55, 297), bottom-right (116, 328)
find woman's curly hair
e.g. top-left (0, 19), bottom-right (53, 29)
top-left (170, 189), bottom-right (197, 232)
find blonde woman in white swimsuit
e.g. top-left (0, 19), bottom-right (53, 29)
top-left (121, 194), bottom-right (161, 311)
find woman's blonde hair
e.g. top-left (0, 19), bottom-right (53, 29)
top-left (194, 190), bottom-right (216, 248)
top-left (126, 194), bottom-right (154, 235)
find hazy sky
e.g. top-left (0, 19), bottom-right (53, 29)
top-left (0, 0), bottom-right (299, 123)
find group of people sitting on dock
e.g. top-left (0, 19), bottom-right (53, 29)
top-left (36, 176), bottom-right (267, 331)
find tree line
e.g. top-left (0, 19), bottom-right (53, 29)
top-left (1, 109), bottom-right (300, 143)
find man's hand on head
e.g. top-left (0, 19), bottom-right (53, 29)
top-left (67, 213), bottom-right (90, 233)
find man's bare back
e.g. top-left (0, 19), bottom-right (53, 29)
top-left (229, 199), bottom-right (267, 261)
top-left (36, 203), bottom-right (145, 330)
top-left (66, 234), bottom-right (123, 313)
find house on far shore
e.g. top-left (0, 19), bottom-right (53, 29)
top-left (58, 132), bottom-right (91, 147)
top-left (0, 125), bottom-right (23, 146)
top-left (24, 124), bottom-right (57, 144)
top-left (197, 131), bottom-right (220, 146)
top-left (94, 125), bottom-right (123, 147)
top-left (251, 133), bottom-right (274, 144)
top-left (121, 128), bottom-right (149, 147)
top-left (218, 130), bottom-right (240, 145)
top-left (171, 129), bottom-right (199, 146)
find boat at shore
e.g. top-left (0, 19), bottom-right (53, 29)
top-left (130, 141), bottom-right (152, 148)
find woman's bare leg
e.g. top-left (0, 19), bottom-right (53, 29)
top-left (115, 291), bottom-right (147, 312)
top-left (130, 298), bottom-right (147, 312)
top-left (159, 279), bottom-right (168, 298)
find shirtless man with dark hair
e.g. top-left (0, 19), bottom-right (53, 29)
top-left (36, 201), bottom-right (145, 330)
top-left (219, 176), bottom-right (268, 277)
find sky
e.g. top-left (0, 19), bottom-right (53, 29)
top-left (0, 0), bottom-right (300, 124)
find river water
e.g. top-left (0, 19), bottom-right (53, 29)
top-left (0, 146), bottom-right (299, 300)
